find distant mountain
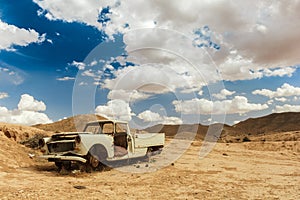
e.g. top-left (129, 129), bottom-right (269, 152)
top-left (144, 112), bottom-right (300, 142)
top-left (144, 123), bottom-right (227, 140)
top-left (231, 112), bottom-right (300, 135)
top-left (33, 114), bottom-right (107, 132)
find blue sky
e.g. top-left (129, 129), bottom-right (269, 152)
top-left (0, 0), bottom-right (299, 128)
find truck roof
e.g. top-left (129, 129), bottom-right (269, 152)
top-left (86, 120), bottom-right (128, 125)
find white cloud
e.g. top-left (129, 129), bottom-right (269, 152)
top-left (273, 104), bottom-right (300, 113)
top-left (70, 61), bottom-right (86, 70)
top-left (33, 0), bottom-right (112, 28)
top-left (1, 68), bottom-right (9, 72)
top-left (102, 63), bottom-right (206, 96)
top-left (173, 96), bottom-right (268, 115)
top-left (137, 110), bottom-right (163, 122)
top-left (274, 97), bottom-right (288, 103)
top-left (95, 99), bottom-right (135, 121)
top-left (0, 20), bottom-right (45, 50)
top-left (267, 99), bottom-right (274, 105)
top-left (109, 0), bottom-right (300, 79)
top-left (89, 60), bottom-right (98, 66)
top-left (213, 89), bottom-right (235, 100)
top-left (18, 94), bottom-right (46, 112)
top-left (46, 38), bottom-right (53, 44)
top-left (0, 66), bottom-right (25, 85)
top-left (82, 69), bottom-right (98, 78)
top-left (0, 92), bottom-right (8, 99)
top-left (79, 81), bottom-right (88, 86)
top-left (233, 120), bottom-right (240, 125)
top-left (107, 89), bottom-right (151, 102)
top-left (56, 76), bottom-right (75, 81)
top-left (263, 67), bottom-right (296, 77)
top-left (0, 94), bottom-right (52, 125)
top-left (253, 83), bottom-right (300, 98)
top-left (105, 64), bottom-right (115, 71)
top-left (93, 81), bottom-right (101, 86)
top-left (163, 116), bottom-right (183, 125)
top-left (137, 110), bottom-right (182, 125)
top-left (198, 90), bottom-right (203, 96)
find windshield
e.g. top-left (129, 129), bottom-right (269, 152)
top-left (84, 122), bottom-right (114, 134)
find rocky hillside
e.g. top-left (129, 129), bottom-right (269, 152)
top-left (231, 112), bottom-right (300, 135)
top-left (0, 123), bottom-right (52, 171)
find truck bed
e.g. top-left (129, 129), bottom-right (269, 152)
top-left (134, 133), bottom-right (165, 148)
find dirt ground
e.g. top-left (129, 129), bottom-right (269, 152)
top-left (0, 138), bottom-right (299, 200)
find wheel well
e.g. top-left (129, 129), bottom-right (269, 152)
top-left (88, 144), bottom-right (108, 162)
top-left (148, 145), bottom-right (163, 152)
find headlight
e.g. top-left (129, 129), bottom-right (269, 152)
top-left (38, 138), bottom-right (45, 147)
top-left (75, 136), bottom-right (81, 144)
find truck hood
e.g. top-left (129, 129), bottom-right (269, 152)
top-left (51, 132), bottom-right (92, 140)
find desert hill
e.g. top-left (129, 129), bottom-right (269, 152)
top-left (232, 112), bottom-right (300, 135)
top-left (144, 123), bottom-right (228, 140)
top-left (145, 112), bottom-right (300, 142)
top-left (33, 114), bottom-right (107, 132)
top-left (0, 123), bottom-right (52, 171)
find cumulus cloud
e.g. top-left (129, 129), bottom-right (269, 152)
top-left (82, 70), bottom-right (95, 77)
top-left (137, 110), bottom-right (182, 125)
top-left (253, 83), bottom-right (300, 98)
top-left (0, 20), bottom-right (45, 51)
top-left (33, 0), bottom-right (113, 28)
top-left (89, 60), bottom-right (98, 67)
top-left (138, 110), bottom-right (163, 122)
top-left (34, 0), bottom-right (300, 82)
top-left (162, 116), bottom-right (183, 125)
top-left (263, 67), bottom-right (297, 77)
top-left (274, 97), bottom-right (288, 103)
top-left (56, 76), bottom-right (75, 81)
top-left (107, 89), bottom-right (151, 102)
top-left (0, 94), bottom-right (52, 125)
top-left (95, 99), bottom-right (135, 121)
top-left (105, 64), bottom-right (115, 71)
top-left (70, 61), bottom-right (86, 70)
top-left (18, 94), bottom-right (46, 112)
top-left (102, 62), bottom-right (207, 96)
top-left (173, 96), bottom-right (268, 115)
top-left (273, 104), bottom-right (300, 113)
top-left (0, 92), bottom-right (9, 99)
top-left (213, 89), bottom-right (235, 100)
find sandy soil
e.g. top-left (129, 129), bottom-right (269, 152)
top-left (0, 138), bottom-right (299, 200)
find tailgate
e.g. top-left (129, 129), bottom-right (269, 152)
top-left (134, 133), bottom-right (165, 148)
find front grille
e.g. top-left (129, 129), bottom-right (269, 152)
top-left (47, 142), bottom-right (75, 153)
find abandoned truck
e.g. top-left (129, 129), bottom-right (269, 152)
top-left (38, 120), bottom-right (165, 169)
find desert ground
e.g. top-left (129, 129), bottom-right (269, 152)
top-left (0, 122), bottom-right (299, 200)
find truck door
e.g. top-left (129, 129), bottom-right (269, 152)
top-left (115, 123), bottom-right (133, 153)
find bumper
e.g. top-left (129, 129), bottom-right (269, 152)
top-left (38, 155), bottom-right (87, 163)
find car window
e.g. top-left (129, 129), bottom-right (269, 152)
top-left (102, 123), bottom-right (114, 134)
top-left (84, 125), bottom-right (101, 134)
top-left (116, 123), bottom-right (127, 133)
